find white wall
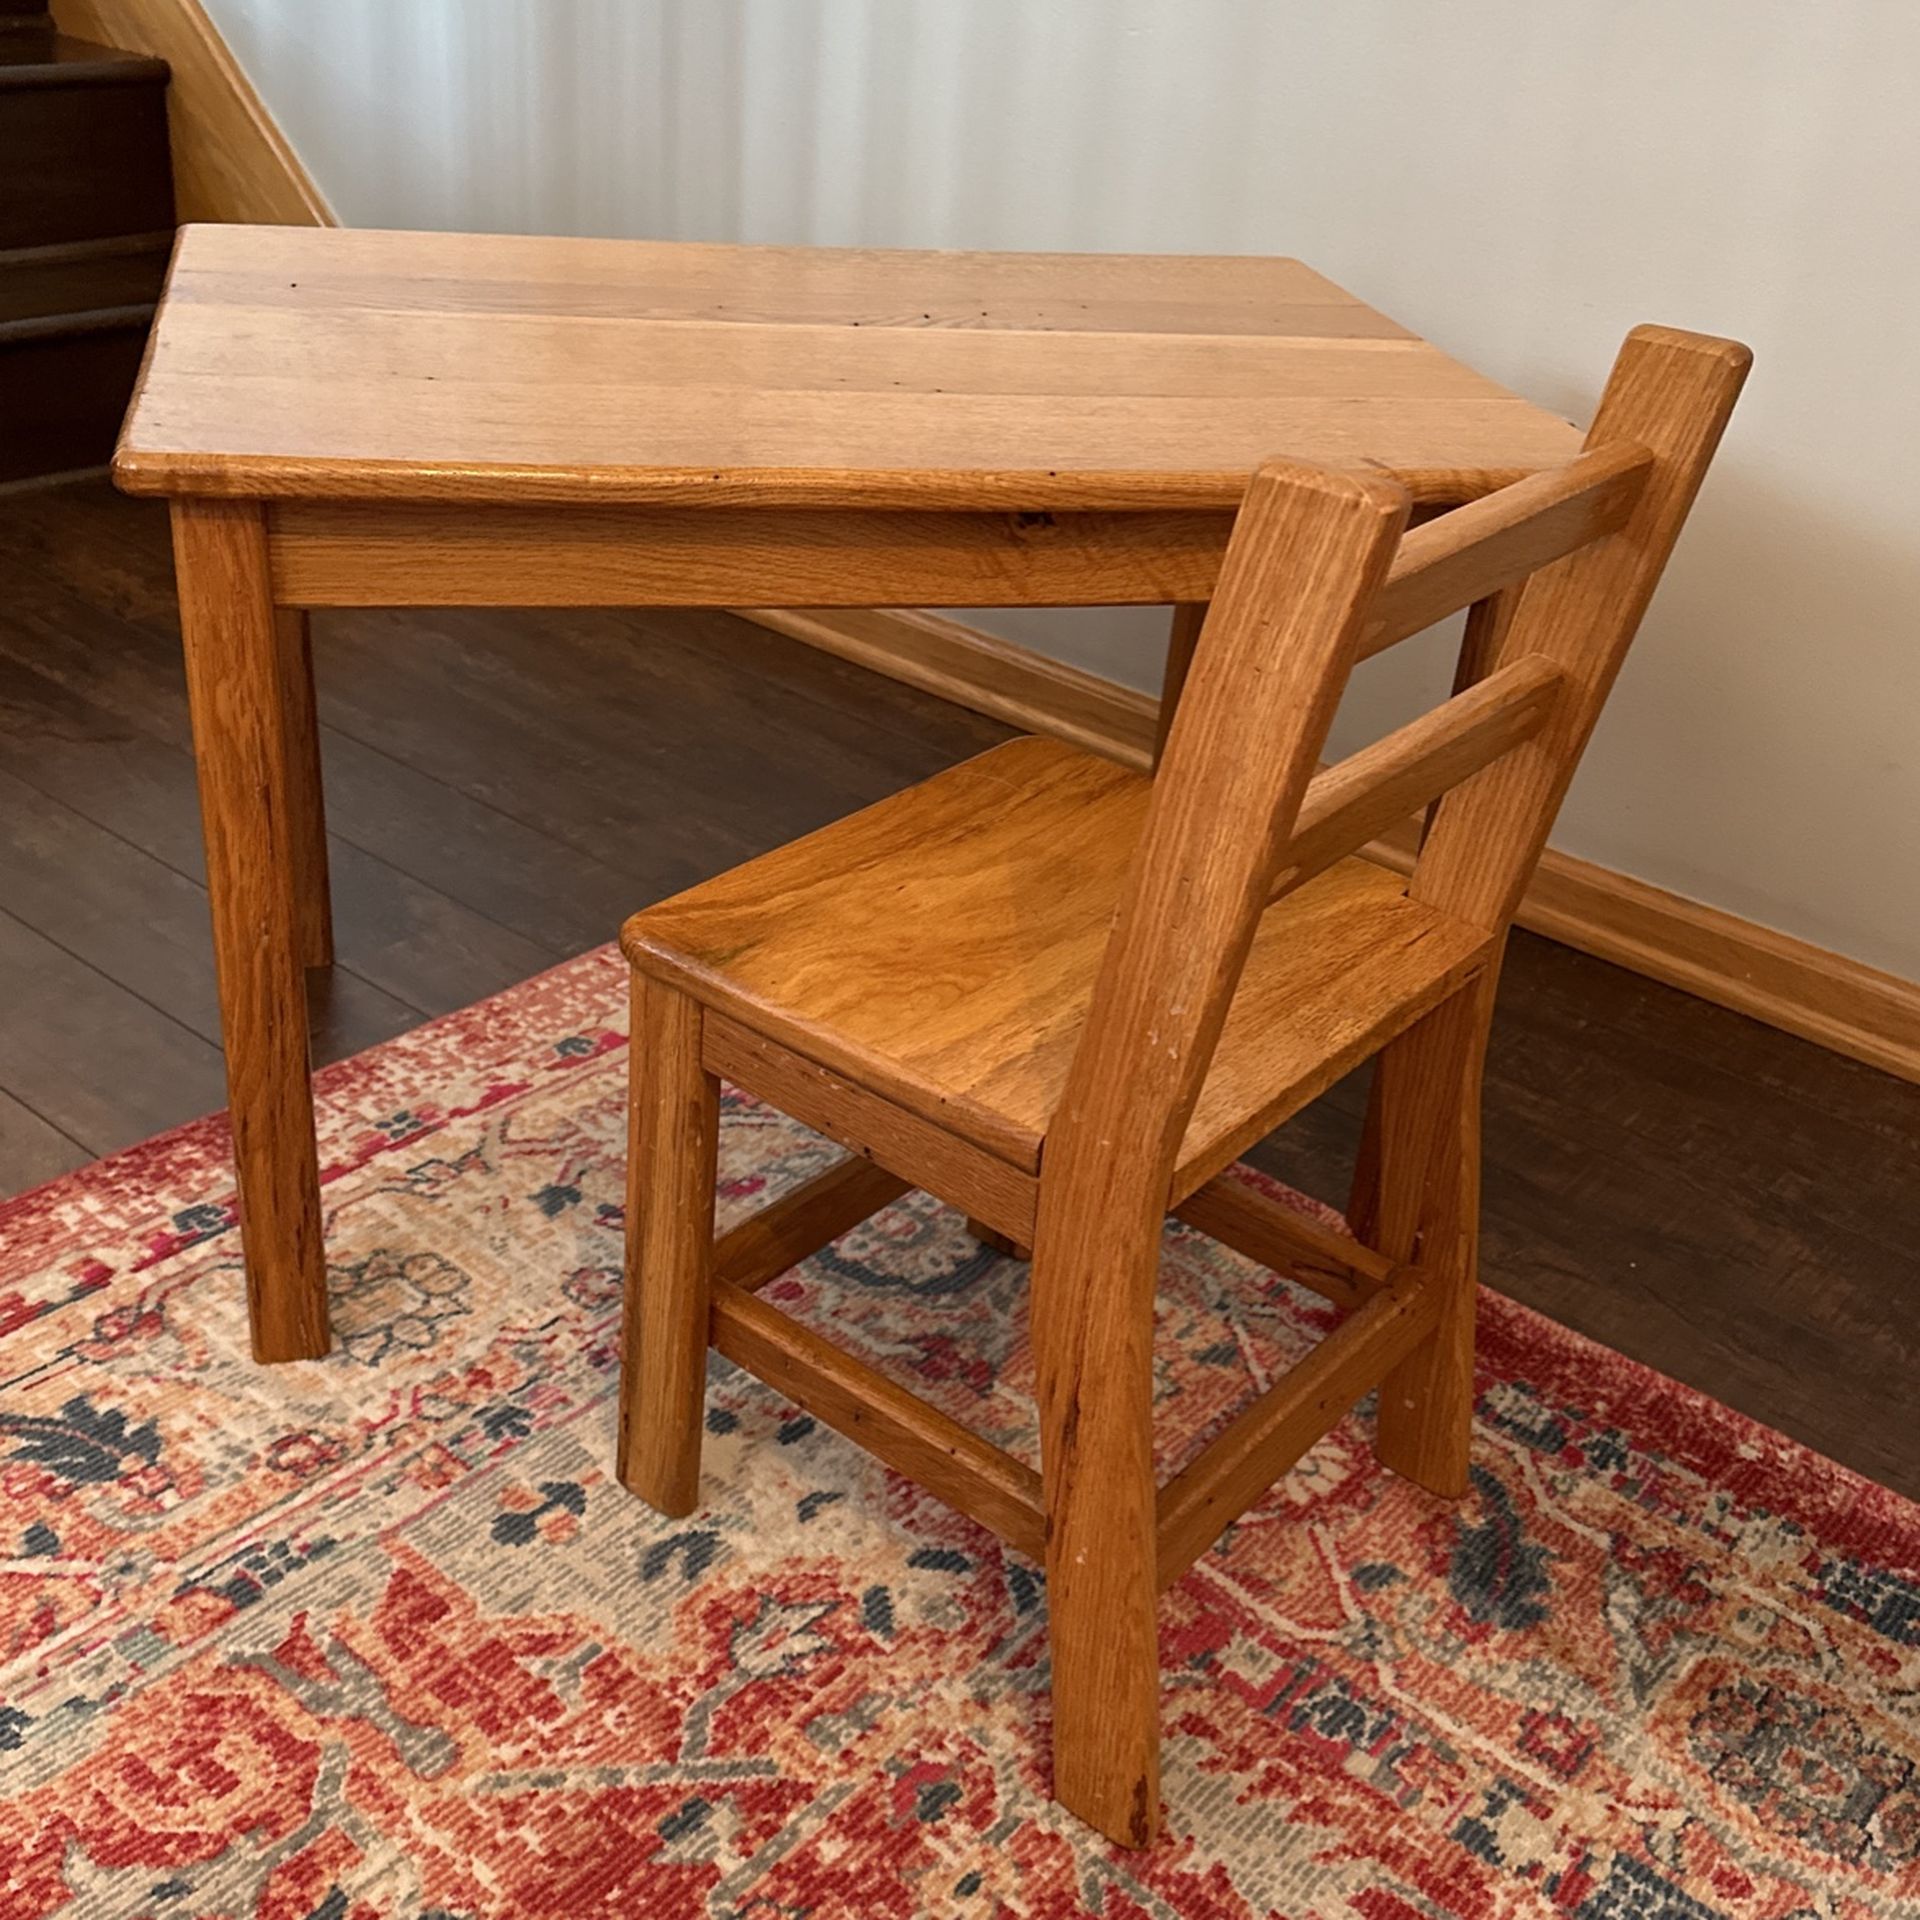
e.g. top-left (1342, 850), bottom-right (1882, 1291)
top-left (204, 0), bottom-right (1920, 980)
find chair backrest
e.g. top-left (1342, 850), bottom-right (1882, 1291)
top-left (1048, 324), bottom-right (1750, 1198)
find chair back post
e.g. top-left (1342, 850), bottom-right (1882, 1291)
top-left (1029, 461), bottom-right (1407, 1846)
top-left (1410, 325), bottom-right (1752, 935)
top-left (1045, 461), bottom-right (1411, 1196)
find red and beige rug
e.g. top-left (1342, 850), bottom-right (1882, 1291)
top-left (1, 945), bottom-right (1916, 1919)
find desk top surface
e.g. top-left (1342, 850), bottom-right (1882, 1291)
top-left (116, 225), bottom-right (1584, 510)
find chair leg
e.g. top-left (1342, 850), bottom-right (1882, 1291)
top-left (1360, 974), bottom-right (1494, 1498)
top-left (1030, 1182), bottom-right (1163, 1848)
top-left (1345, 1066), bottom-right (1385, 1252)
top-left (617, 974), bottom-right (720, 1516)
top-left (965, 1216), bottom-right (1032, 1261)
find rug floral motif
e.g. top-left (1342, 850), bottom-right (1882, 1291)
top-left (1, 946), bottom-right (1916, 1919)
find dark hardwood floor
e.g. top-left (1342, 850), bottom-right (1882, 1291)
top-left (3, 477), bottom-right (1916, 1498)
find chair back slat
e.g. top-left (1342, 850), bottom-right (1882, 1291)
top-left (1271, 653), bottom-right (1565, 902)
top-left (1360, 439), bottom-right (1653, 661)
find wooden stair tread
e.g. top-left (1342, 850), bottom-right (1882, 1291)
top-left (624, 735), bottom-right (1494, 1182)
top-left (0, 0), bottom-right (173, 478)
top-left (0, 229), bottom-right (171, 326)
top-left (0, 299), bottom-right (154, 346)
top-left (0, 28), bottom-right (166, 87)
top-left (0, 321), bottom-right (151, 483)
top-left (0, 35), bottom-right (173, 256)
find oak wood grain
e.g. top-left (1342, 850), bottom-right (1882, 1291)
top-left (716, 1156), bottom-right (910, 1295)
top-left (699, 1013), bottom-right (1039, 1243)
top-left (710, 1277), bottom-right (1046, 1560)
top-left (171, 497), bottom-right (327, 1363)
top-left (1359, 440), bottom-right (1652, 661)
top-left (1171, 1171), bottom-right (1397, 1309)
top-left (1271, 654), bottom-right (1565, 901)
top-left (1362, 974), bottom-right (1494, 1497)
top-left (116, 226), bottom-right (1582, 509)
top-left (1028, 464), bottom-right (1409, 1846)
top-left (264, 499), bottom-right (1238, 610)
top-left (273, 607), bottom-right (332, 968)
top-left (1153, 602), bottom-right (1207, 765)
top-left (617, 976), bottom-right (719, 1515)
top-left (625, 736), bottom-right (1492, 1185)
top-left (611, 328), bottom-right (1749, 1844)
top-left (1155, 1265), bottom-right (1441, 1588)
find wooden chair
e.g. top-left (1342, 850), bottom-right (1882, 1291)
top-left (615, 325), bottom-right (1748, 1847)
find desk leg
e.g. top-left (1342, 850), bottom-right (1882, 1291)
top-left (1153, 602), bottom-right (1208, 767)
top-left (275, 609), bottom-right (334, 969)
top-left (173, 500), bottom-right (330, 1362)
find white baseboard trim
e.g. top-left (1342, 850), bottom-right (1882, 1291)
top-left (742, 607), bottom-right (1920, 1086)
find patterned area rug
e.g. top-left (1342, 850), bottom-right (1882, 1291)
top-left (2, 946), bottom-right (1917, 1920)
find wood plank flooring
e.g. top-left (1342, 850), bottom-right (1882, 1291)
top-left (3, 478), bottom-right (1916, 1498)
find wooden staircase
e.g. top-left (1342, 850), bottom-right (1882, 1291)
top-left (1, 0), bottom-right (173, 485)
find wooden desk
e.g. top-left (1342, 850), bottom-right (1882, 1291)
top-left (116, 223), bottom-right (1583, 1361)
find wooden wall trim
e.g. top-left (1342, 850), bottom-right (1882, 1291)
top-left (1531, 861), bottom-right (1920, 1082)
top-left (748, 606), bottom-right (1161, 767)
top-left (741, 608), bottom-right (1920, 1086)
top-left (1364, 821), bottom-right (1920, 1083)
top-left (52, 0), bottom-right (334, 226)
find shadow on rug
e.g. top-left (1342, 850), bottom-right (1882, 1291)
top-left (1, 945), bottom-right (1916, 1918)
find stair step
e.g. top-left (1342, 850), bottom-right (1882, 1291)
top-left (0, 17), bottom-right (174, 482)
top-left (0, 296), bottom-right (155, 346)
top-left (0, 34), bottom-right (172, 250)
top-left (0, 228), bottom-right (171, 325)
top-left (0, 28), bottom-right (167, 88)
top-left (0, 311), bottom-right (151, 484)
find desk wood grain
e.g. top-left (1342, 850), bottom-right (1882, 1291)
top-left (117, 227), bottom-right (1582, 509)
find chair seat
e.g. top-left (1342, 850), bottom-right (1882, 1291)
top-left (622, 735), bottom-right (1494, 1191)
